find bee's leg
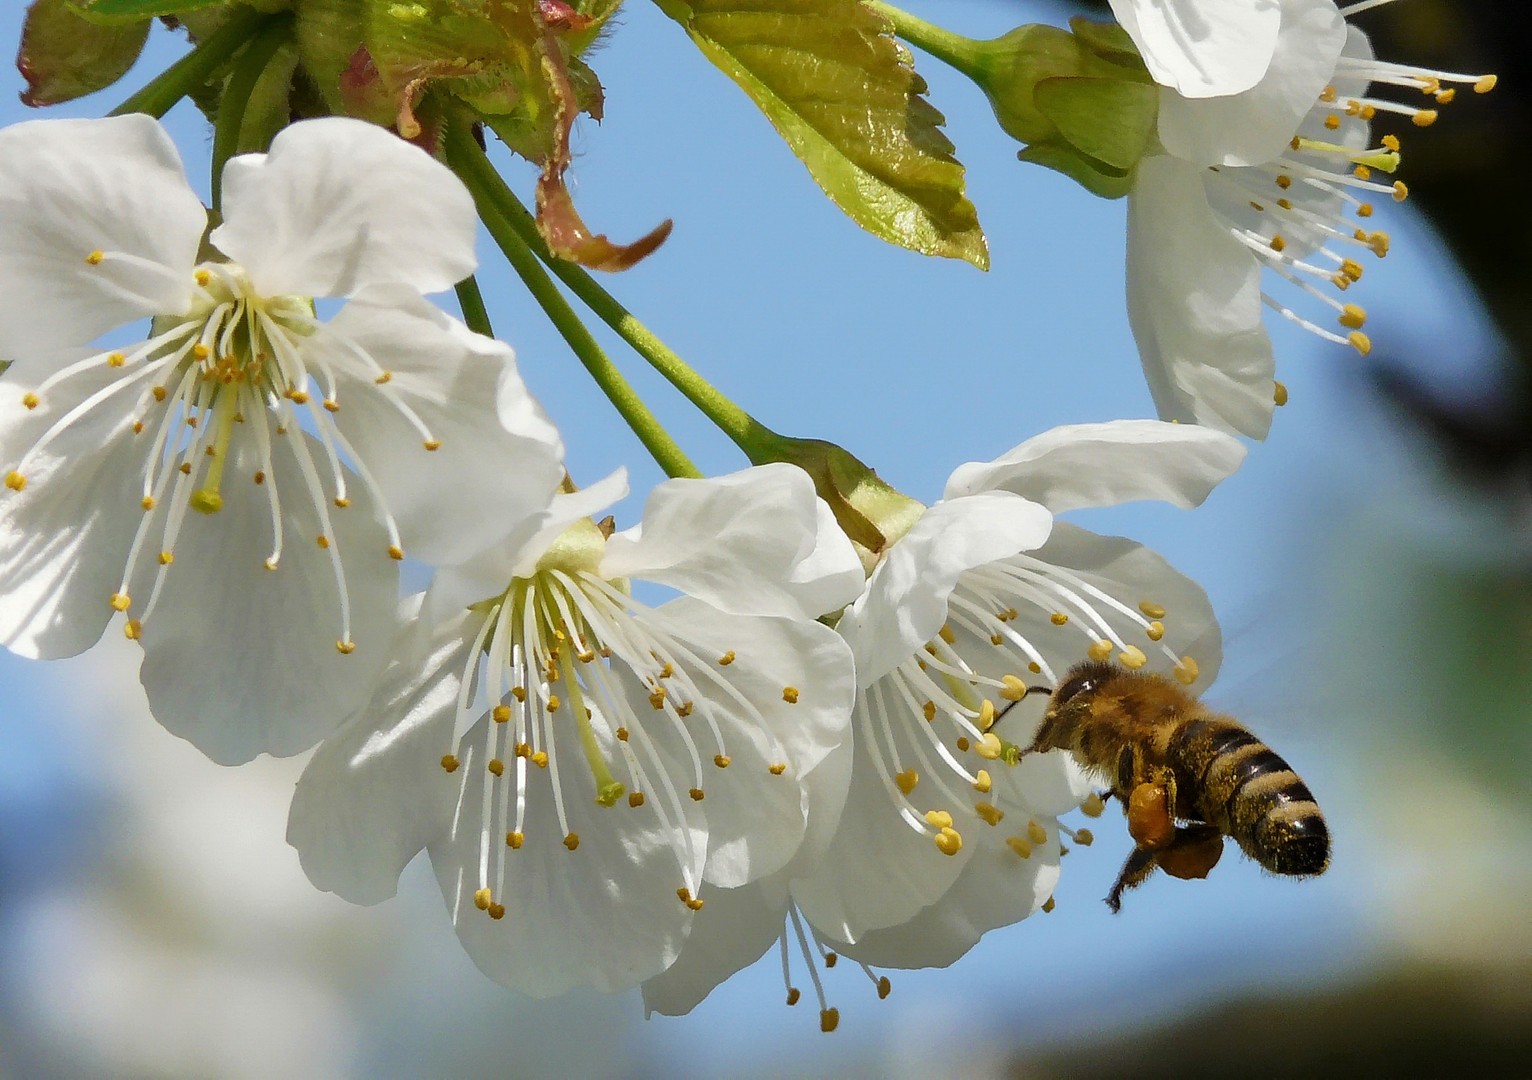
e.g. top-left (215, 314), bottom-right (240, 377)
top-left (1156, 824), bottom-right (1224, 881)
top-left (1125, 778), bottom-right (1176, 850)
top-left (1105, 846), bottom-right (1159, 913)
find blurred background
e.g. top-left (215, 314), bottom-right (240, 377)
top-left (2, 1), bottom-right (1527, 1076)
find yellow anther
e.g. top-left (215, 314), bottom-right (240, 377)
top-left (373, 370), bottom-right (392, 384)
top-left (933, 827), bottom-right (963, 856)
top-left (1081, 793), bottom-right (1106, 818)
top-left (1341, 258), bottom-right (1365, 281)
top-left (1042, 896), bottom-right (1057, 914)
top-left (423, 439), bottom-right (442, 451)
top-left (487, 758), bottom-right (505, 777)
top-left (253, 470), bottom-right (266, 485)
top-left (336, 640), bottom-right (356, 655)
top-left (975, 802), bottom-right (1004, 827)
top-left (288, 389), bottom-right (309, 404)
top-left (562, 833), bottom-right (580, 851)
top-left (978, 699), bottom-right (997, 731)
top-left (1000, 675), bottom-right (1028, 701)
top-left (1323, 114), bottom-right (1340, 130)
top-left (1174, 656), bottom-right (1200, 685)
top-left (333, 496), bottom-right (350, 508)
top-left (491, 705), bottom-right (511, 723)
top-left (85, 249), bottom-right (105, 265)
top-left (955, 737), bottom-right (970, 752)
top-left (1411, 109), bottom-right (1438, 127)
top-left (938, 624), bottom-right (955, 645)
top-left (924, 809), bottom-right (954, 830)
top-left (895, 769), bottom-right (918, 796)
top-left (990, 633), bottom-right (1004, 646)
top-left (109, 593), bottom-right (131, 612)
top-left (323, 399), bottom-right (340, 413)
top-left (1476, 74), bottom-right (1497, 93)
top-left (124, 619), bottom-right (142, 639)
top-left (649, 687), bottom-right (667, 709)
top-left (877, 975), bottom-right (892, 999)
top-left (922, 700), bottom-right (937, 722)
top-left (1275, 174), bottom-right (1292, 189)
top-left (676, 701), bottom-right (694, 718)
top-left (823, 952), bottom-right (837, 968)
top-left (192, 342), bottom-right (211, 360)
top-left (316, 535), bottom-right (331, 549)
top-left (973, 769), bottom-right (992, 794)
top-left (107, 352), bottom-right (125, 367)
top-left (511, 686), bottom-right (527, 702)
top-left (1028, 819), bottom-right (1048, 845)
top-left (1393, 181), bottom-right (1409, 202)
top-left (4, 471), bottom-right (26, 492)
top-left (1340, 304), bottom-right (1367, 330)
top-left (545, 695), bottom-right (560, 713)
top-left (1277, 198), bottom-right (1292, 210)
top-left (1274, 382), bottom-right (1290, 408)
top-left (178, 463), bottom-right (192, 475)
top-left (1249, 200), bottom-right (1265, 212)
top-left (506, 831), bottom-right (524, 848)
top-left (152, 386), bottom-right (167, 402)
top-left (1050, 612), bottom-right (1069, 626)
top-left (1269, 235), bottom-right (1287, 253)
top-left (1145, 620), bottom-right (1166, 641)
top-left (628, 791), bottom-right (646, 808)
top-left (820, 1008), bottom-right (840, 1033)
top-left (21, 392), bottom-right (39, 410)
top-left (473, 888), bottom-right (491, 911)
top-left (1075, 828), bottom-right (1095, 847)
top-left (157, 551), bottom-right (173, 566)
top-left (656, 661), bottom-right (674, 679)
top-left (1087, 639), bottom-right (1113, 661)
top-left (1139, 601), bottom-right (1166, 620)
top-left (713, 754), bottom-right (731, 769)
top-left (768, 763), bottom-right (787, 776)
top-left (488, 903), bottom-right (505, 920)
top-left (1348, 330), bottom-right (1373, 356)
top-left (976, 733), bottom-right (1003, 760)
top-left (689, 787), bottom-right (705, 801)
top-left (263, 558), bottom-right (278, 571)
top-left (1382, 134), bottom-right (1401, 152)
top-left (1007, 835), bottom-right (1033, 859)
top-left (786, 987), bottom-right (801, 1006)
top-left (615, 727), bottom-right (629, 742)
top-left (717, 650), bottom-right (735, 665)
top-left (140, 496), bottom-right (155, 511)
top-left (1118, 646), bottom-right (1148, 670)
top-left (531, 751), bottom-right (548, 768)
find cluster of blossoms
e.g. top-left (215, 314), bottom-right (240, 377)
top-left (0, 0), bottom-right (1492, 1028)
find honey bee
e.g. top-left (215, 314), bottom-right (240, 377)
top-left (1025, 660), bottom-right (1329, 911)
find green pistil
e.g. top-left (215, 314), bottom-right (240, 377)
top-left (557, 615), bottom-right (625, 808)
top-left (190, 387), bottom-right (239, 515)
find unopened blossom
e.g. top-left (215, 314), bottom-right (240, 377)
top-left (0, 114), bottom-right (565, 762)
top-left (788, 421), bottom-right (1243, 950)
top-left (1126, 0), bottom-right (1496, 437)
top-left (287, 465), bottom-right (862, 996)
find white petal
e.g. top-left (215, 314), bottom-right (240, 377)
top-left (789, 724), bottom-right (970, 942)
top-left (324, 290), bottom-right (564, 566)
top-left (821, 822), bottom-right (1061, 970)
top-left (212, 118), bottom-right (477, 299)
top-left (428, 707), bottom-right (708, 997)
top-left (1109, 0), bottom-right (1282, 98)
top-left (1158, 0), bottom-right (1348, 166)
top-left (837, 494), bottom-right (1053, 686)
top-left (601, 464), bottom-right (864, 621)
top-left (1126, 155), bottom-right (1275, 439)
top-left (632, 597), bottom-right (856, 889)
top-left (0, 115), bottom-right (203, 356)
top-left (943, 420), bottom-right (1246, 511)
top-left (287, 595), bottom-right (474, 905)
top-left (136, 431), bottom-right (401, 763)
top-left (0, 362), bottom-right (146, 658)
top-left (642, 876), bottom-right (791, 1017)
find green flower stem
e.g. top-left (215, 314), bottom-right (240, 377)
top-left (109, 6), bottom-right (273, 120)
top-left (863, 1), bottom-right (987, 75)
top-left (456, 149), bottom-right (769, 461)
top-left (454, 276), bottom-right (494, 339)
top-left (210, 14), bottom-right (292, 211)
top-left (443, 123), bottom-right (701, 481)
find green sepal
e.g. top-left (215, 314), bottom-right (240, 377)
top-left (1033, 76), bottom-right (1156, 172)
top-left (653, 0), bottom-right (988, 269)
top-left (1066, 16), bottom-right (1143, 65)
top-left (1016, 143), bottom-right (1134, 201)
top-left (17, 0), bottom-right (150, 104)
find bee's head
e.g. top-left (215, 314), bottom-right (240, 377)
top-left (1025, 660), bottom-right (1120, 754)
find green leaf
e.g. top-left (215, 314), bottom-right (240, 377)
top-left (653, 0), bottom-right (987, 268)
top-left (71, 0), bottom-right (230, 17)
top-left (18, 0), bottom-right (150, 104)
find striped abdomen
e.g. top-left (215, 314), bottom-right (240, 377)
top-left (1168, 719), bottom-right (1330, 876)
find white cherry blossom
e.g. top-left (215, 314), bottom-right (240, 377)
top-left (1109, 0), bottom-right (1282, 99)
top-left (0, 115), bottom-right (565, 763)
top-left (287, 464), bottom-right (861, 996)
top-left (1126, 0), bottom-right (1496, 437)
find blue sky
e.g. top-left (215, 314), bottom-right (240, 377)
top-left (0, 2), bottom-right (1511, 1076)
